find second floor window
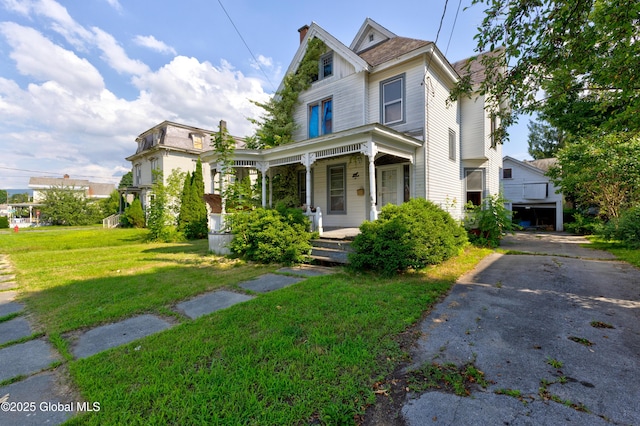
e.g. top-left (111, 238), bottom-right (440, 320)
top-left (381, 74), bottom-right (404, 125)
top-left (150, 158), bottom-right (159, 182)
top-left (309, 98), bottom-right (332, 138)
top-left (134, 164), bottom-right (141, 185)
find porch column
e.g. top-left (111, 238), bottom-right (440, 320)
top-left (219, 165), bottom-right (226, 216)
top-left (301, 153), bottom-right (316, 213)
top-left (257, 162), bottom-right (269, 208)
top-left (268, 168), bottom-right (273, 208)
top-left (361, 141), bottom-right (378, 221)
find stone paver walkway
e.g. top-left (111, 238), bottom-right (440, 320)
top-left (0, 255), bottom-right (336, 425)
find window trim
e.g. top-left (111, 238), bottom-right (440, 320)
top-left (308, 97), bottom-right (333, 139)
top-left (327, 163), bottom-right (347, 214)
top-left (380, 74), bottom-right (406, 126)
top-left (448, 128), bottom-right (456, 161)
top-left (464, 168), bottom-right (485, 206)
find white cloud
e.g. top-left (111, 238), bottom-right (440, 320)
top-left (0, 0), bottom-right (273, 188)
top-left (251, 54), bottom-right (273, 69)
top-left (92, 27), bottom-right (150, 75)
top-left (0, 22), bottom-right (104, 94)
top-left (133, 35), bottom-right (177, 56)
top-left (104, 0), bottom-right (122, 12)
top-left (132, 57), bottom-right (270, 136)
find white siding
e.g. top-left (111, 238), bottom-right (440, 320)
top-left (422, 65), bottom-right (463, 218)
top-left (292, 66), bottom-right (365, 142)
top-left (311, 155), bottom-right (368, 228)
top-left (460, 96), bottom-right (486, 160)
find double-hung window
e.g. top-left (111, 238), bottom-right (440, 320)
top-left (309, 98), bottom-right (333, 138)
top-left (311, 52), bottom-right (333, 82)
top-left (465, 169), bottom-right (484, 206)
top-left (381, 74), bottom-right (405, 125)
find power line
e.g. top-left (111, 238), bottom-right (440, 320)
top-left (0, 166), bottom-right (120, 181)
top-left (217, 0), bottom-right (276, 92)
top-left (445, 0), bottom-right (463, 57)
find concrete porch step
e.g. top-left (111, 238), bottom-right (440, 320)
top-left (310, 239), bottom-right (354, 264)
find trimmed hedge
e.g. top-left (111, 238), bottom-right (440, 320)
top-left (349, 199), bottom-right (467, 275)
top-left (226, 206), bottom-right (312, 264)
top-left (0, 216), bottom-right (8, 229)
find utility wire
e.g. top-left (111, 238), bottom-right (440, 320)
top-left (0, 166), bottom-right (119, 181)
top-left (217, 0), bottom-right (276, 92)
top-left (445, 0), bottom-right (463, 57)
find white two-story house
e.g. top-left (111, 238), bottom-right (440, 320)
top-left (125, 121), bottom-right (246, 211)
top-left (502, 156), bottom-right (564, 231)
top-left (204, 18), bottom-right (503, 232)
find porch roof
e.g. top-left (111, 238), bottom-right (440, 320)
top-left (202, 123), bottom-right (422, 170)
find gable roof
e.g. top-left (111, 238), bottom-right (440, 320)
top-left (503, 156), bottom-right (557, 176)
top-left (451, 48), bottom-right (505, 86)
top-left (349, 18), bottom-right (397, 52)
top-left (358, 37), bottom-right (432, 67)
top-left (280, 22), bottom-right (370, 92)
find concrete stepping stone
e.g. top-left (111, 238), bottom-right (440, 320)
top-left (72, 314), bottom-right (172, 359)
top-left (0, 372), bottom-right (75, 425)
top-left (239, 273), bottom-right (304, 293)
top-left (277, 265), bottom-right (336, 277)
top-left (0, 340), bottom-right (59, 382)
top-left (0, 316), bottom-right (33, 345)
top-left (0, 274), bottom-right (16, 282)
top-left (0, 281), bottom-right (17, 291)
top-left (0, 291), bottom-right (23, 317)
top-left (176, 290), bottom-right (254, 320)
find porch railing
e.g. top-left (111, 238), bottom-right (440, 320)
top-left (103, 214), bottom-right (121, 228)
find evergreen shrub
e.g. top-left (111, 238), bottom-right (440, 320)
top-left (0, 216), bottom-right (8, 229)
top-left (349, 198), bottom-right (467, 276)
top-left (227, 207), bottom-right (312, 264)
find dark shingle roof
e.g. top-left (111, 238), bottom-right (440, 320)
top-left (451, 49), bottom-right (504, 86)
top-left (358, 37), bottom-right (432, 67)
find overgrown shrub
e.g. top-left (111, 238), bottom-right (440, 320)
top-left (0, 216), bottom-right (8, 229)
top-left (464, 194), bottom-right (519, 248)
top-left (349, 199), bottom-right (467, 276)
top-left (603, 206), bottom-right (640, 248)
top-left (564, 212), bottom-right (602, 235)
top-left (226, 207), bottom-right (312, 264)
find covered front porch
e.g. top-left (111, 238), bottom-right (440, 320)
top-left (203, 123), bottom-right (422, 236)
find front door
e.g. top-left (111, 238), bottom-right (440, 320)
top-left (377, 165), bottom-right (404, 209)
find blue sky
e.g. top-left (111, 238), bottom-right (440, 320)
top-left (0, 0), bottom-right (532, 189)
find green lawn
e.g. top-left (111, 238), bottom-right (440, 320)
top-left (586, 237), bottom-right (640, 268)
top-left (1, 227), bottom-right (492, 425)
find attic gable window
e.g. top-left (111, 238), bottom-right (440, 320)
top-left (381, 74), bottom-right (405, 125)
top-left (311, 52), bottom-right (333, 82)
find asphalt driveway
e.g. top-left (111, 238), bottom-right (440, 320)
top-left (402, 232), bottom-right (640, 425)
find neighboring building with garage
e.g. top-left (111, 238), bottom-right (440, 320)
top-left (502, 156), bottom-right (563, 231)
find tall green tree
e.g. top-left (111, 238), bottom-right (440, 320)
top-left (548, 133), bottom-right (640, 220)
top-left (453, 0), bottom-right (640, 139)
top-left (527, 117), bottom-right (567, 159)
top-left (178, 162), bottom-right (208, 239)
top-left (118, 171), bottom-right (133, 189)
top-left (100, 190), bottom-right (121, 216)
top-left (0, 190), bottom-right (7, 204)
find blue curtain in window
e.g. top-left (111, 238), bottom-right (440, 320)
top-left (322, 100), bottom-right (332, 135)
top-left (309, 105), bottom-right (319, 138)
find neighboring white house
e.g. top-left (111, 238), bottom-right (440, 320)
top-left (502, 156), bottom-right (564, 231)
top-left (202, 18), bottom-right (504, 233)
top-left (29, 175), bottom-right (115, 202)
top-left (124, 120), bottom-right (245, 211)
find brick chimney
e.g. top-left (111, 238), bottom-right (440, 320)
top-left (298, 25), bottom-right (309, 44)
top-left (219, 119), bottom-right (227, 133)
top-left (63, 174), bottom-right (69, 179)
